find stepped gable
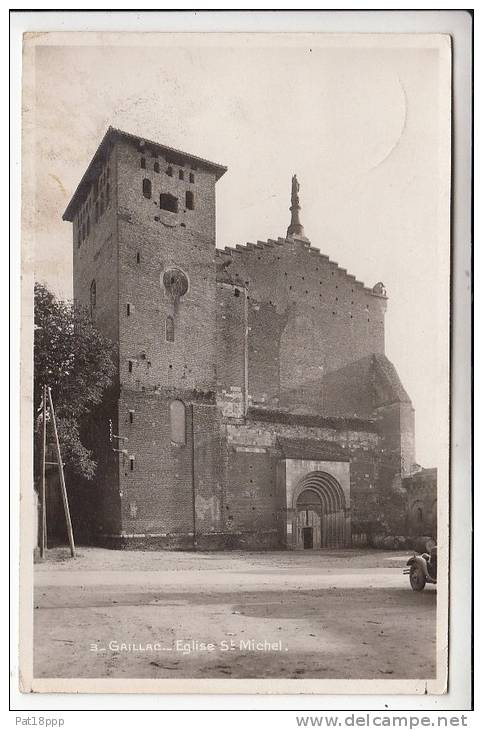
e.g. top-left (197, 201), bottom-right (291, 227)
top-left (215, 249), bottom-right (245, 286)
top-left (219, 235), bottom-right (380, 297)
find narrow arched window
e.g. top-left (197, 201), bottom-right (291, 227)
top-left (140, 157), bottom-right (146, 169)
top-left (417, 507), bottom-right (423, 523)
top-left (170, 400), bottom-right (186, 445)
top-left (89, 279), bottom-right (96, 319)
top-left (165, 315), bottom-right (174, 342)
top-left (166, 166), bottom-right (173, 177)
top-left (142, 178), bottom-right (152, 199)
top-left (154, 162), bottom-right (160, 173)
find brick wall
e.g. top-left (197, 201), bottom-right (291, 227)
top-left (375, 402), bottom-right (415, 478)
top-left (72, 145), bottom-right (119, 346)
top-left (68, 133), bottom-right (226, 548)
top-left (403, 469), bottom-right (437, 538)
top-left (220, 414), bottom-right (380, 548)
top-left (62, 389), bottom-right (122, 545)
top-left (224, 449), bottom-right (280, 545)
top-left (110, 137), bottom-right (223, 547)
top-left (69, 144), bottom-right (122, 542)
top-left (248, 300), bottom-right (288, 406)
top-left (322, 356), bottom-right (375, 418)
top-left (117, 391), bottom-right (194, 542)
top-left (322, 353), bottom-right (416, 523)
top-left (218, 237), bottom-right (386, 409)
top-left (216, 281), bottom-right (247, 417)
top-left (116, 137), bottom-right (218, 393)
top-left (66, 129), bottom-right (415, 550)
top-left (193, 403), bottom-right (223, 540)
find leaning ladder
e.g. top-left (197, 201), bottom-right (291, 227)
top-left (39, 384), bottom-right (76, 558)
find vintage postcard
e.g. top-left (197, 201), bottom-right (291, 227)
top-left (18, 28), bottom-right (453, 696)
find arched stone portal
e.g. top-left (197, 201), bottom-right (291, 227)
top-left (294, 472), bottom-right (347, 549)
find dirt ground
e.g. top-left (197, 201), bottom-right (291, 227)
top-left (34, 547), bottom-right (436, 679)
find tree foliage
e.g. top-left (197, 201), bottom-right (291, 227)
top-left (34, 283), bottom-right (116, 480)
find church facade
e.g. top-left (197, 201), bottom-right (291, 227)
top-left (63, 127), bottom-right (426, 550)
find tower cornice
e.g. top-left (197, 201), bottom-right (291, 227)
top-left (63, 126), bottom-right (227, 222)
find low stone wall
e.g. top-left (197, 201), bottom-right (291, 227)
top-left (370, 534), bottom-right (436, 551)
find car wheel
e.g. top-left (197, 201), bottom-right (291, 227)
top-left (410, 565), bottom-right (426, 591)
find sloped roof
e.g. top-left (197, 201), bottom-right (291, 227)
top-left (277, 437), bottom-right (349, 462)
top-left (372, 353), bottom-right (412, 405)
top-left (63, 126), bottom-right (227, 221)
top-left (403, 467), bottom-right (437, 484)
top-left (247, 407), bottom-right (378, 432)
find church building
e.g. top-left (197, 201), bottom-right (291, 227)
top-left (62, 127), bottom-right (429, 550)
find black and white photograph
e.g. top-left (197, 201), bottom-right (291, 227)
top-left (13, 13), bottom-right (472, 704)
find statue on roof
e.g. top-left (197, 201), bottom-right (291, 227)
top-left (287, 173), bottom-right (308, 241)
top-left (291, 174), bottom-right (300, 208)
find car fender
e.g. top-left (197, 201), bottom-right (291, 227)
top-left (407, 555), bottom-right (430, 579)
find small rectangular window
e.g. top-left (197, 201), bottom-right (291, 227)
top-left (165, 315), bottom-right (174, 342)
top-left (189, 173), bottom-right (195, 183)
top-left (140, 157), bottom-right (146, 169)
top-left (130, 457), bottom-right (135, 471)
top-left (170, 400), bottom-right (186, 445)
top-left (127, 303), bottom-right (131, 316)
top-left (129, 410), bottom-right (134, 424)
top-left (142, 178), bottom-right (152, 199)
top-left (179, 169), bottom-right (184, 180)
top-left (128, 361), bottom-right (133, 373)
top-left (136, 252), bottom-right (141, 264)
top-left (185, 191), bottom-right (194, 210)
top-left (160, 193), bottom-right (178, 213)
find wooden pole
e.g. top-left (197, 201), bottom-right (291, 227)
top-left (191, 403), bottom-right (197, 550)
top-left (47, 387), bottom-right (76, 557)
top-left (40, 385), bottom-right (47, 559)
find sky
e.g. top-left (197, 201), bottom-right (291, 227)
top-left (29, 33), bottom-right (450, 467)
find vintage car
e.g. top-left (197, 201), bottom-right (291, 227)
top-left (404, 545), bottom-right (437, 591)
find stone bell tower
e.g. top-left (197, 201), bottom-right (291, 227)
top-left (63, 127), bottom-right (227, 547)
